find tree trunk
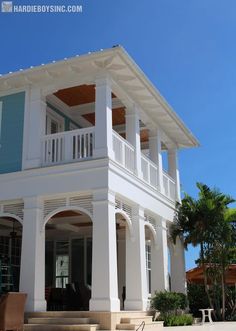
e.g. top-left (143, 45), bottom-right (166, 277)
top-left (221, 271), bottom-right (225, 321)
top-left (200, 242), bottom-right (216, 319)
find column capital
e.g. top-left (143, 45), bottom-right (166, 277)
top-left (125, 103), bottom-right (140, 117)
top-left (156, 217), bottom-right (167, 231)
top-left (92, 189), bottom-right (116, 205)
top-left (23, 196), bottom-right (43, 210)
top-left (95, 74), bottom-right (112, 87)
top-left (132, 205), bottom-right (145, 219)
top-left (148, 126), bottom-right (163, 139)
top-left (168, 146), bottom-right (178, 154)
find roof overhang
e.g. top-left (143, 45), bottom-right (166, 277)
top-left (0, 46), bottom-right (199, 149)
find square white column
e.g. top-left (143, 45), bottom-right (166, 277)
top-left (23, 88), bottom-right (46, 169)
top-left (125, 206), bottom-right (148, 311)
top-left (169, 237), bottom-right (186, 293)
top-left (20, 196), bottom-right (46, 312)
top-left (168, 148), bottom-right (181, 202)
top-left (90, 190), bottom-right (120, 311)
top-left (149, 128), bottom-right (164, 193)
top-left (94, 76), bottom-right (114, 159)
top-left (125, 106), bottom-right (141, 176)
top-left (151, 218), bottom-right (169, 294)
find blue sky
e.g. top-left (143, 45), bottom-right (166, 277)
top-left (1, 0), bottom-right (236, 269)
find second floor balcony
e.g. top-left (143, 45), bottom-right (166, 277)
top-left (41, 126), bottom-right (177, 202)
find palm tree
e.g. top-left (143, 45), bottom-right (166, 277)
top-left (171, 182), bottom-right (235, 320)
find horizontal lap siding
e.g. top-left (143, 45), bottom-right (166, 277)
top-left (0, 92), bottom-right (25, 174)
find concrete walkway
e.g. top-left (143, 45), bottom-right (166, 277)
top-left (163, 322), bottom-right (236, 331)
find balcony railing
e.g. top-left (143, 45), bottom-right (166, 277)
top-left (41, 127), bottom-right (176, 201)
top-left (141, 153), bottom-right (158, 189)
top-left (163, 170), bottom-right (176, 201)
top-left (42, 127), bottom-right (95, 166)
top-left (112, 130), bottom-right (135, 173)
top-left (112, 132), bottom-right (176, 201)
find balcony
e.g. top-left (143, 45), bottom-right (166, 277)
top-left (42, 128), bottom-right (176, 201)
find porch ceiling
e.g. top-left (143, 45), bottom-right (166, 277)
top-left (54, 84), bottom-right (116, 107)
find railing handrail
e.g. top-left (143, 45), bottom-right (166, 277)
top-left (112, 130), bottom-right (135, 151)
top-left (163, 170), bottom-right (175, 184)
top-left (141, 152), bottom-right (158, 170)
top-left (42, 126), bottom-right (95, 141)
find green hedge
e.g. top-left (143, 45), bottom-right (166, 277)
top-left (164, 314), bottom-right (193, 327)
top-left (151, 291), bottom-right (188, 315)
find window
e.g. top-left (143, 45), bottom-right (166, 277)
top-left (46, 108), bottom-right (64, 135)
top-left (146, 242), bottom-right (151, 295)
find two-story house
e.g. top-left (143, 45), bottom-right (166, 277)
top-left (0, 46), bottom-right (198, 315)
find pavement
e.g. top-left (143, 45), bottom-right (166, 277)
top-left (163, 322), bottom-right (236, 331)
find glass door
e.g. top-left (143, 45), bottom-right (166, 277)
top-left (55, 241), bottom-right (69, 288)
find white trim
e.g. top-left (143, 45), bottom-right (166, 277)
top-left (70, 97), bottom-right (124, 115)
top-left (22, 88), bottom-right (30, 170)
top-left (46, 107), bottom-right (65, 134)
top-left (0, 212), bottom-right (23, 225)
top-left (0, 87), bottom-right (27, 98)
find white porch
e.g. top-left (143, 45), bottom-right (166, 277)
top-left (0, 192), bottom-right (186, 313)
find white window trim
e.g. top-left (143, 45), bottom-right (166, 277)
top-left (46, 107), bottom-right (65, 134)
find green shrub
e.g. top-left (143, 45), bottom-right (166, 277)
top-left (187, 284), bottom-right (209, 317)
top-left (164, 314), bottom-right (193, 326)
top-left (151, 291), bottom-right (188, 316)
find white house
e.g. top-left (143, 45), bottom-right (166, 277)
top-left (0, 46), bottom-right (198, 315)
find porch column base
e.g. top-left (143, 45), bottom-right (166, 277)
top-left (124, 299), bottom-right (149, 311)
top-left (89, 298), bottom-right (120, 312)
top-left (25, 298), bottom-right (47, 312)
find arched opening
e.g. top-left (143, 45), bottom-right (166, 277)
top-left (0, 215), bottom-right (22, 293)
top-left (45, 208), bottom-right (93, 311)
top-left (115, 211), bottom-right (132, 310)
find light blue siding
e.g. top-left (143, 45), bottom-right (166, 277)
top-left (0, 92), bottom-right (25, 174)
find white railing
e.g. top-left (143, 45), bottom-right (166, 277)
top-left (141, 153), bottom-right (159, 189)
top-left (112, 130), bottom-right (135, 173)
top-left (42, 127), bottom-right (95, 166)
top-left (163, 170), bottom-right (176, 201)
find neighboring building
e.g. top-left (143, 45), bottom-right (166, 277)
top-left (187, 265), bottom-right (236, 285)
top-left (0, 46), bottom-right (198, 313)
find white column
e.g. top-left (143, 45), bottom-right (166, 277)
top-left (149, 128), bottom-right (164, 193)
top-left (90, 190), bottom-right (120, 311)
top-left (151, 218), bottom-right (169, 295)
top-left (169, 237), bottom-right (186, 293)
top-left (168, 148), bottom-right (181, 202)
top-left (94, 76), bottom-right (114, 159)
top-left (20, 196), bottom-right (46, 312)
top-left (23, 88), bottom-right (46, 169)
top-left (125, 206), bottom-right (148, 310)
top-left (125, 105), bottom-right (141, 176)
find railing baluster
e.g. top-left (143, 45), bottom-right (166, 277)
top-left (112, 130), bottom-right (135, 173)
top-left (42, 127), bottom-right (94, 166)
